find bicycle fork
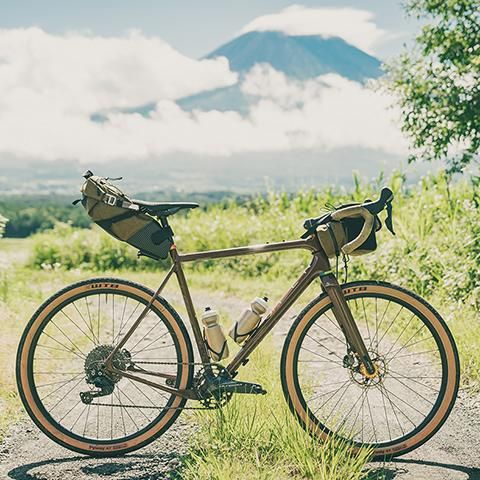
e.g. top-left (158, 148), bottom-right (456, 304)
top-left (320, 272), bottom-right (376, 375)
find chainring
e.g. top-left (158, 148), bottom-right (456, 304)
top-left (193, 364), bottom-right (233, 409)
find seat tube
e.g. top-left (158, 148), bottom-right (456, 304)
top-left (169, 246), bottom-right (211, 364)
top-left (320, 272), bottom-right (375, 374)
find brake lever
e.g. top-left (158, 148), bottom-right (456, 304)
top-left (385, 201), bottom-right (395, 235)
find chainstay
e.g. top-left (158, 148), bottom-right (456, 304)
top-left (92, 360), bottom-right (226, 410)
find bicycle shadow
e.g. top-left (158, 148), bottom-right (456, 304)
top-left (366, 458), bottom-right (480, 480)
top-left (7, 452), bottom-right (186, 480)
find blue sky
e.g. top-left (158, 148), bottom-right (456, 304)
top-left (0, 1), bottom-right (418, 59)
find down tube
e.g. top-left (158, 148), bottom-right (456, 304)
top-left (226, 254), bottom-right (326, 374)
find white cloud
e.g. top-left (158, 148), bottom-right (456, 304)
top-left (240, 5), bottom-right (386, 54)
top-left (0, 28), bottom-right (406, 164)
top-left (0, 27), bottom-right (236, 114)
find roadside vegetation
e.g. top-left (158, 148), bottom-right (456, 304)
top-left (1, 171), bottom-right (479, 479)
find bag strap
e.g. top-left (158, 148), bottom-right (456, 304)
top-left (326, 223), bottom-right (341, 257)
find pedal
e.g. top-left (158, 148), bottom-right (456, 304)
top-left (208, 376), bottom-right (267, 395)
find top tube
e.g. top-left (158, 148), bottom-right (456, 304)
top-left (176, 237), bottom-right (320, 263)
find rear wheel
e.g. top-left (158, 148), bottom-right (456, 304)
top-left (281, 281), bottom-right (459, 460)
top-left (16, 278), bottom-right (194, 456)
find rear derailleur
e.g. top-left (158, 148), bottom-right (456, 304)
top-left (80, 345), bottom-right (131, 404)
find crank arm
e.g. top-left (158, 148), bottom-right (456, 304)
top-left (110, 367), bottom-right (198, 400)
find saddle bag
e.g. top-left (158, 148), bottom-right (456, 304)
top-left (78, 172), bottom-right (173, 260)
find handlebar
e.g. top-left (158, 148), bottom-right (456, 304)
top-left (362, 187), bottom-right (394, 215)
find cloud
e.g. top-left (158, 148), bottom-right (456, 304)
top-left (0, 28), bottom-right (406, 164)
top-left (240, 5), bottom-right (386, 54)
top-left (0, 27), bottom-right (236, 114)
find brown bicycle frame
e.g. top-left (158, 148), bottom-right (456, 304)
top-left (106, 229), bottom-right (375, 399)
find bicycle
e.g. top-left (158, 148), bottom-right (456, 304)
top-left (16, 181), bottom-right (460, 460)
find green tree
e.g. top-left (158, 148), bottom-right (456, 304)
top-left (387, 0), bottom-right (480, 173)
top-left (0, 214), bottom-right (7, 238)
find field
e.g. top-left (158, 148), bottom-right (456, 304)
top-left (1, 172), bottom-right (479, 479)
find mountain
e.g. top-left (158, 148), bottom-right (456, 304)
top-left (206, 31), bottom-right (381, 81)
top-left (178, 31), bottom-right (382, 113)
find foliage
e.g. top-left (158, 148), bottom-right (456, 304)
top-left (0, 214), bottom-right (7, 238)
top-left (0, 195), bottom-right (90, 237)
top-left (386, 0), bottom-right (480, 172)
top-left (0, 191), bottom-right (249, 238)
top-left (181, 343), bottom-right (372, 480)
top-left (29, 172), bottom-right (480, 305)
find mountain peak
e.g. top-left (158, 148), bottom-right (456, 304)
top-left (206, 30), bottom-right (382, 82)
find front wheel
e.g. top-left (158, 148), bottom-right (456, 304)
top-left (281, 281), bottom-right (459, 460)
top-left (16, 277), bottom-right (194, 456)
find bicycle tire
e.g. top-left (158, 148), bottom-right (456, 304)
top-left (280, 280), bottom-right (459, 460)
top-left (16, 277), bottom-right (194, 457)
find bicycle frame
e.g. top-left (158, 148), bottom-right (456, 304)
top-left (106, 229), bottom-right (376, 399)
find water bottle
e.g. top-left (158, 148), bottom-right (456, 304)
top-left (201, 307), bottom-right (229, 361)
top-left (229, 297), bottom-right (268, 345)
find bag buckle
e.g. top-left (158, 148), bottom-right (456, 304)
top-left (104, 193), bottom-right (117, 206)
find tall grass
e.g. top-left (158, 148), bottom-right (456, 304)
top-left (180, 343), bottom-right (372, 480)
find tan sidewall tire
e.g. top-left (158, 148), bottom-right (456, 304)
top-left (16, 278), bottom-right (194, 456)
top-left (281, 281), bottom-right (460, 460)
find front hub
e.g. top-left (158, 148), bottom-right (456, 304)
top-left (349, 351), bottom-right (386, 386)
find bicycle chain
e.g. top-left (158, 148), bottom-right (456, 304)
top-left (90, 360), bottom-right (222, 411)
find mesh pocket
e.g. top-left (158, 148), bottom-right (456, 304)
top-left (342, 217), bottom-right (378, 256)
top-left (127, 222), bottom-right (172, 259)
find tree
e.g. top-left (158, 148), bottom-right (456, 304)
top-left (0, 214), bottom-right (7, 238)
top-left (387, 0), bottom-right (480, 173)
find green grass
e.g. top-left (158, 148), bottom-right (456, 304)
top-left (1, 172), bottom-right (479, 478)
top-left (180, 343), bottom-right (372, 480)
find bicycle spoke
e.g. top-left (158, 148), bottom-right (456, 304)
top-left (83, 403), bottom-right (91, 437)
top-left (60, 309), bottom-right (97, 346)
top-left (380, 385), bottom-right (392, 441)
top-left (113, 296), bottom-right (129, 344)
top-left (49, 320), bottom-right (87, 358)
top-left (377, 305), bottom-right (404, 348)
top-left (113, 389), bottom-right (128, 438)
top-left (312, 379), bottom-right (351, 416)
top-left (365, 392), bottom-right (378, 444)
top-left (386, 324), bottom-right (428, 365)
top-left (71, 404), bottom-right (88, 431)
top-left (72, 302), bottom-right (99, 345)
top-left (129, 319), bottom-right (169, 355)
top-left (305, 332), bottom-right (345, 363)
top-left (361, 298), bottom-right (372, 349)
top-left (300, 346), bottom-right (344, 368)
top-left (39, 333), bottom-right (85, 361)
top-left (388, 376), bottom-right (435, 406)
top-left (116, 384), bottom-right (152, 423)
top-left (39, 373), bottom-right (84, 402)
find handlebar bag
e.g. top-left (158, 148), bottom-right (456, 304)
top-left (317, 209), bottom-right (381, 258)
top-left (79, 174), bottom-right (173, 260)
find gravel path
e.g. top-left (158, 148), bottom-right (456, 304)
top-left (1, 289), bottom-right (479, 479)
